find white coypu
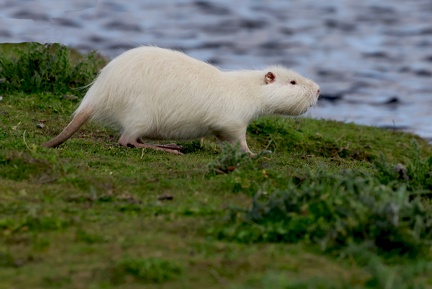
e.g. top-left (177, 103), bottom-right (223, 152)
top-left (42, 46), bottom-right (320, 155)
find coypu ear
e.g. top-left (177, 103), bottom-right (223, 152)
top-left (265, 72), bottom-right (275, 84)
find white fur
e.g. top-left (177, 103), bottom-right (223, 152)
top-left (50, 46), bottom-right (320, 154)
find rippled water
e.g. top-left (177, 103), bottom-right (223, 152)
top-left (1, 0), bottom-right (431, 140)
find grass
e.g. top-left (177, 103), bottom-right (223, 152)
top-left (0, 42), bottom-right (105, 96)
top-left (0, 43), bottom-right (431, 289)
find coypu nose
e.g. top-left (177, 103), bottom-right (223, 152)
top-left (317, 89), bottom-right (320, 95)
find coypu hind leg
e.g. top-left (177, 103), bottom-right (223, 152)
top-left (135, 138), bottom-right (182, 151)
top-left (118, 134), bottom-right (183, 155)
top-left (143, 141), bottom-right (183, 151)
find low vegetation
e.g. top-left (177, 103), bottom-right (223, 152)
top-left (0, 42), bottom-right (104, 96)
top-left (0, 43), bottom-right (431, 289)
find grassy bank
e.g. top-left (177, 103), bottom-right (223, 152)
top-left (1, 43), bottom-right (431, 289)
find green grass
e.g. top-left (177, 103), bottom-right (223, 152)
top-left (0, 42), bottom-right (105, 96)
top-left (1, 43), bottom-right (432, 289)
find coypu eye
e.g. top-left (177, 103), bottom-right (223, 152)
top-left (290, 80), bottom-right (297, 85)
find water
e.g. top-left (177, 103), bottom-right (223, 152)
top-left (1, 0), bottom-right (431, 141)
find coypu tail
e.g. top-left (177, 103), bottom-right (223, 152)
top-left (41, 108), bottom-right (92, 148)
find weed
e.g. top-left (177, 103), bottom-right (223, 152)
top-left (207, 142), bottom-right (270, 175)
top-left (109, 256), bottom-right (182, 284)
top-left (232, 263), bottom-right (426, 289)
top-left (232, 272), bottom-right (340, 289)
top-left (0, 214), bottom-right (71, 234)
top-left (0, 42), bottom-right (104, 96)
top-left (0, 248), bottom-right (15, 268)
top-left (217, 170), bottom-right (432, 257)
top-left (248, 117), bottom-right (374, 161)
top-left (374, 141), bottom-right (432, 192)
top-left (207, 143), bottom-right (255, 174)
top-left (42, 276), bottom-right (72, 287)
top-left (178, 139), bottom-right (205, 154)
top-left (0, 152), bottom-right (57, 182)
top-left (75, 228), bottom-right (106, 244)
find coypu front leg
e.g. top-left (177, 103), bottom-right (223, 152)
top-left (216, 130), bottom-right (255, 156)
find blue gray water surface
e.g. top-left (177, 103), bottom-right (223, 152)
top-left (1, 0), bottom-right (431, 141)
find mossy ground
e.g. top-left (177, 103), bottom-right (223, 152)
top-left (0, 43), bottom-right (431, 289)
